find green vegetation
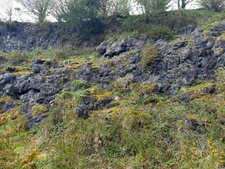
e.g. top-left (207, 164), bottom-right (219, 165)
top-left (140, 44), bottom-right (158, 67)
top-left (1, 4), bottom-right (225, 169)
top-left (2, 76), bottom-right (225, 168)
top-left (1, 42), bottom-right (225, 168)
top-left (31, 104), bottom-right (48, 116)
top-left (12, 0), bottom-right (225, 42)
top-left (71, 80), bottom-right (87, 91)
top-left (102, 9), bottom-right (224, 42)
top-left (136, 0), bottom-right (170, 21)
top-left (198, 0), bottom-right (225, 12)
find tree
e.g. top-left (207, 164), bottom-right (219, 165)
top-left (98, 0), bottom-right (132, 18)
top-left (50, 0), bottom-right (70, 22)
top-left (174, 0), bottom-right (193, 9)
top-left (17, 0), bottom-right (52, 23)
top-left (60, 0), bottom-right (103, 40)
top-left (98, 0), bottom-right (115, 18)
top-left (115, 0), bottom-right (132, 16)
top-left (0, 0), bottom-right (14, 22)
top-left (5, 0), bottom-right (14, 22)
top-left (62, 0), bottom-right (100, 28)
top-left (198, 0), bottom-right (225, 12)
top-left (136, 0), bottom-right (171, 20)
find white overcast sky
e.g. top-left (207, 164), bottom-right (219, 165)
top-left (0, 0), bottom-right (32, 22)
top-left (0, 0), bottom-right (199, 22)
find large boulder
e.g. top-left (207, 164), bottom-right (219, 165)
top-left (96, 41), bottom-right (109, 55)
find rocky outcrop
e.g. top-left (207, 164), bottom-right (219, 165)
top-left (95, 24), bottom-right (225, 94)
top-left (1, 22), bottom-right (225, 127)
top-left (2, 60), bottom-right (70, 103)
top-left (76, 92), bottom-right (113, 118)
top-left (97, 37), bottom-right (153, 57)
top-left (0, 60), bottom-right (72, 128)
top-left (0, 22), bottom-right (64, 51)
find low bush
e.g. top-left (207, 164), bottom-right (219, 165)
top-left (71, 80), bottom-right (87, 91)
top-left (142, 25), bottom-right (174, 40)
top-left (166, 10), bottom-right (197, 31)
top-left (31, 104), bottom-right (48, 116)
top-left (8, 52), bottom-right (29, 65)
top-left (198, 0), bottom-right (225, 12)
top-left (113, 74), bottom-right (134, 92)
top-left (78, 18), bottom-right (104, 42)
top-left (140, 44), bottom-right (158, 67)
top-left (46, 46), bottom-right (76, 60)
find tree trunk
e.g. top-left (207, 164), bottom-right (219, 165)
top-left (178, 0), bottom-right (181, 9)
top-left (181, 0), bottom-right (187, 9)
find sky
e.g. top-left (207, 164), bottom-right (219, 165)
top-left (0, 0), bottom-right (199, 22)
top-left (0, 0), bottom-right (34, 22)
top-left (0, 0), bottom-right (55, 22)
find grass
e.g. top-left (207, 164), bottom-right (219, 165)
top-left (1, 8), bottom-right (225, 169)
top-left (1, 61), bottom-right (225, 169)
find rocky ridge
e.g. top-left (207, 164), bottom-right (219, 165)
top-left (1, 22), bottom-right (225, 127)
top-left (0, 22), bottom-right (64, 51)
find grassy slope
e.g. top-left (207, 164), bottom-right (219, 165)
top-left (1, 10), bottom-right (225, 169)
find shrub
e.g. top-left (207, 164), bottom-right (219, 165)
top-left (46, 46), bottom-right (76, 60)
top-left (31, 104), bottom-right (48, 116)
top-left (60, 91), bottom-right (75, 100)
top-left (47, 101), bottom-right (64, 131)
top-left (140, 44), bottom-right (158, 67)
top-left (78, 18), bottom-right (104, 42)
top-left (141, 25), bottom-right (174, 40)
top-left (71, 80), bottom-right (87, 91)
top-left (216, 68), bottom-right (225, 91)
top-left (136, 0), bottom-right (170, 21)
top-left (166, 10), bottom-right (197, 31)
top-left (60, 90), bottom-right (87, 100)
top-left (61, 0), bottom-right (103, 42)
top-left (9, 52), bottom-right (29, 65)
top-left (198, 0), bottom-right (225, 12)
top-left (113, 73), bottom-right (134, 92)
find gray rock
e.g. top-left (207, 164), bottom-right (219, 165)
top-left (75, 92), bottom-right (113, 118)
top-left (75, 94), bottom-right (97, 118)
top-left (0, 73), bottom-right (16, 88)
top-left (0, 22), bottom-right (74, 52)
top-left (31, 64), bottom-right (43, 73)
top-left (178, 25), bottom-right (197, 34)
top-left (1, 100), bottom-right (17, 113)
top-left (33, 59), bottom-right (45, 65)
top-left (191, 28), bottom-right (202, 38)
top-left (178, 92), bottom-right (192, 101)
top-left (104, 38), bottom-right (126, 57)
top-left (213, 21), bottom-right (225, 32)
top-left (203, 85), bottom-right (216, 94)
top-left (173, 40), bottom-right (187, 49)
top-left (6, 67), bottom-right (16, 73)
top-left (96, 41), bottom-right (109, 55)
top-left (97, 37), bottom-right (150, 57)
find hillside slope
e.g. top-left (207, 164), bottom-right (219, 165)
top-left (1, 12), bottom-right (225, 168)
